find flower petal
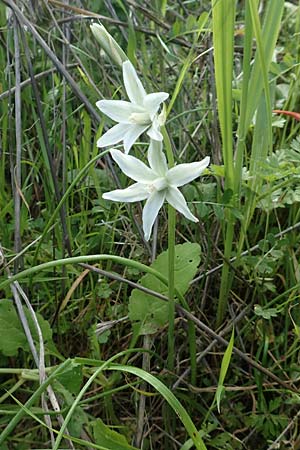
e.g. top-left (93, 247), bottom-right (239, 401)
top-left (96, 100), bottom-right (143, 123)
top-left (110, 149), bottom-right (156, 183)
top-left (167, 156), bottom-right (210, 187)
top-left (166, 186), bottom-right (198, 222)
top-left (143, 92), bottom-right (169, 118)
top-left (123, 124), bottom-right (149, 154)
top-left (123, 60), bottom-right (147, 105)
top-left (146, 119), bottom-right (163, 141)
top-left (142, 190), bottom-right (166, 240)
top-left (147, 140), bottom-right (168, 176)
top-left (97, 123), bottom-right (129, 148)
top-left (103, 183), bottom-right (149, 202)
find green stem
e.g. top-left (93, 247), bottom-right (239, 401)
top-left (167, 204), bottom-right (175, 373)
top-left (216, 217), bottom-right (234, 327)
top-left (161, 127), bottom-right (196, 383)
top-left (162, 126), bottom-right (176, 374)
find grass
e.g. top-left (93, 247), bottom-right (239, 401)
top-left (1, 0), bottom-right (300, 449)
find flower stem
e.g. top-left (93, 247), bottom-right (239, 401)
top-left (167, 204), bottom-right (176, 373)
top-left (161, 127), bottom-right (176, 374)
top-left (161, 127), bottom-right (197, 382)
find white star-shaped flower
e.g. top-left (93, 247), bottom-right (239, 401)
top-left (103, 141), bottom-right (210, 240)
top-left (96, 61), bottom-right (169, 153)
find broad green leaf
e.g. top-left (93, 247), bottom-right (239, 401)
top-left (56, 362), bottom-right (83, 394)
top-left (0, 299), bottom-right (53, 357)
top-left (92, 418), bottom-right (138, 450)
top-left (128, 243), bottom-right (201, 335)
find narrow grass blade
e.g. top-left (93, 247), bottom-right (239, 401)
top-left (215, 328), bottom-right (234, 413)
top-left (109, 364), bottom-right (208, 450)
top-left (0, 360), bottom-right (72, 445)
top-left (212, 0), bottom-right (236, 325)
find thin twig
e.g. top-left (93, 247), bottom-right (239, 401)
top-left (0, 64), bottom-right (78, 101)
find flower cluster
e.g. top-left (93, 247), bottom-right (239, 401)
top-left (96, 58), bottom-right (210, 240)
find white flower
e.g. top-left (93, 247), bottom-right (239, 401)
top-left (103, 141), bottom-right (210, 240)
top-left (96, 61), bottom-right (169, 153)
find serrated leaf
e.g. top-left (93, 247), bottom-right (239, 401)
top-left (0, 299), bottom-right (53, 357)
top-left (128, 243), bottom-right (201, 335)
top-left (92, 418), bottom-right (138, 450)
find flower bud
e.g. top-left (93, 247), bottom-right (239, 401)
top-left (90, 23), bottom-right (128, 67)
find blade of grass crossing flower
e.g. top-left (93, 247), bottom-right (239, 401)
top-left (212, 0), bottom-right (236, 326)
top-left (109, 364), bottom-right (208, 450)
top-left (215, 328), bottom-right (234, 413)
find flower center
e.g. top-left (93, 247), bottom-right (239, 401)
top-left (129, 112), bottom-right (151, 125)
top-left (147, 177), bottom-right (168, 193)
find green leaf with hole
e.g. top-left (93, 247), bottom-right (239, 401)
top-left (128, 243), bottom-right (201, 335)
top-left (0, 299), bottom-right (53, 356)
